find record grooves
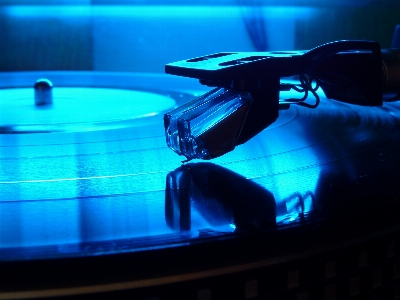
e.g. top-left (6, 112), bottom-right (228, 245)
top-left (1, 72), bottom-right (400, 299)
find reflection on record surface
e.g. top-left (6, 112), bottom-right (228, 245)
top-left (165, 163), bottom-right (276, 233)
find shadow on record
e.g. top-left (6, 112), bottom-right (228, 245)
top-left (165, 162), bottom-right (276, 233)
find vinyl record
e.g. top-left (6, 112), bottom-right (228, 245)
top-left (1, 72), bottom-right (400, 299)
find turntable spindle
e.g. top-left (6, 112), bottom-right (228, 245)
top-left (34, 78), bottom-right (53, 106)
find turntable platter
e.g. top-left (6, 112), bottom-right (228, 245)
top-left (1, 71), bottom-right (400, 299)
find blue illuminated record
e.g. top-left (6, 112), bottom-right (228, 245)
top-left (0, 73), bottom-right (399, 246)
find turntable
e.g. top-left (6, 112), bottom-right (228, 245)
top-left (1, 2), bottom-right (400, 300)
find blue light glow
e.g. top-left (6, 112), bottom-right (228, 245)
top-left (4, 5), bottom-right (316, 19)
top-left (2, 5), bottom-right (317, 73)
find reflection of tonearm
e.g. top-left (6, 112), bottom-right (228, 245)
top-left (164, 40), bottom-right (400, 161)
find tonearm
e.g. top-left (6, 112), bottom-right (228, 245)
top-left (164, 40), bottom-right (400, 161)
